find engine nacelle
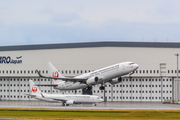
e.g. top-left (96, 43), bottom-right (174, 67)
top-left (86, 76), bottom-right (99, 85)
top-left (66, 100), bottom-right (75, 105)
top-left (108, 77), bottom-right (122, 85)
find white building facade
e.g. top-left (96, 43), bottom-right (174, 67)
top-left (0, 42), bottom-right (179, 102)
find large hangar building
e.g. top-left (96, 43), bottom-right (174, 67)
top-left (0, 41), bottom-right (179, 102)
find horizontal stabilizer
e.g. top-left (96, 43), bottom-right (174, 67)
top-left (36, 69), bottom-right (87, 83)
top-left (35, 69), bottom-right (44, 77)
top-left (24, 94), bottom-right (37, 98)
top-left (35, 84), bottom-right (58, 87)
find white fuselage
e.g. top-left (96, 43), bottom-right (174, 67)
top-left (34, 93), bottom-right (103, 104)
top-left (53, 62), bottom-right (139, 90)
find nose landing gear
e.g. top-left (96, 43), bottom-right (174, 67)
top-left (129, 71), bottom-right (134, 77)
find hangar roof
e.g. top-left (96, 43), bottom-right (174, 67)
top-left (0, 41), bottom-right (180, 51)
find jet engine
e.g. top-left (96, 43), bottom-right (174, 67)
top-left (108, 77), bottom-right (122, 84)
top-left (66, 100), bottom-right (75, 105)
top-left (86, 76), bottom-right (99, 85)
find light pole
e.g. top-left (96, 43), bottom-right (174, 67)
top-left (175, 53), bottom-right (179, 103)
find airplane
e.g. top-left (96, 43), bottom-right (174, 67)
top-left (26, 80), bottom-right (103, 106)
top-left (36, 62), bottom-right (139, 90)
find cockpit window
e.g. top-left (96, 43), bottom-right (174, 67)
top-left (128, 63), bottom-right (134, 65)
top-left (97, 97), bottom-right (100, 99)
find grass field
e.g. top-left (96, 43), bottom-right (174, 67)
top-left (0, 108), bottom-right (180, 120)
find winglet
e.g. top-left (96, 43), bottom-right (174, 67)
top-left (40, 93), bottom-right (45, 98)
top-left (36, 69), bottom-right (44, 77)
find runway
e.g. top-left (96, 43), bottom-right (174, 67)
top-left (0, 100), bottom-right (180, 110)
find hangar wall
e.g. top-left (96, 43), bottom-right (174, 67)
top-left (0, 42), bottom-right (179, 102)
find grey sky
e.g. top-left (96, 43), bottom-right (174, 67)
top-left (0, 0), bottom-right (180, 46)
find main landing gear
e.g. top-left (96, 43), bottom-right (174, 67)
top-left (86, 86), bottom-right (92, 90)
top-left (62, 102), bottom-right (69, 106)
top-left (99, 86), bottom-right (105, 90)
top-left (62, 102), bottom-right (66, 106)
top-left (99, 83), bottom-right (105, 90)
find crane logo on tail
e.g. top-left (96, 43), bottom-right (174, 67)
top-left (52, 71), bottom-right (59, 81)
top-left (32, 87), bottom-right (37, 93)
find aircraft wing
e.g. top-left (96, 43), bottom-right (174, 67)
top-left (40, 93), bottom-right (66, 102)
top-left (52, 98), bottom-right (67, 102)
top-left (36, 70), bottom-right (87, 84)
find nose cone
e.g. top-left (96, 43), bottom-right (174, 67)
top-left (97, 98), bottom-right (104, 102)
top-left (135, 64), bottom-right (139, 69)
top-left (100, 98), bottom-right (104, 102)
top-left (133, 64), bottom-right (139, 71)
